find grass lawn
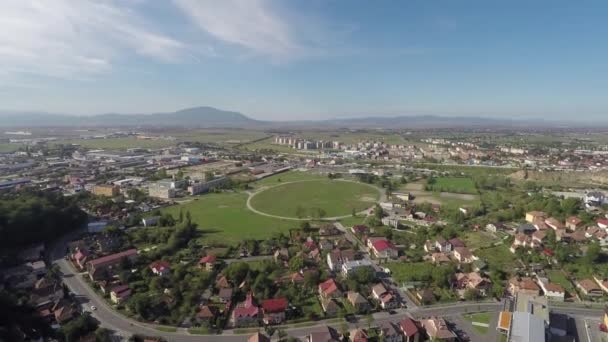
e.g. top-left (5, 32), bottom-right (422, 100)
top-left (463, 231), bottom-right (499, 250)
top-left (250, 180), bottom-right (379, 218)
top-left (385, 262), bottom-right (433, 284)
top-left (475, 245), bottom-right (518, 271)
top-left (0, 144), bottom-right (21, 152)
top-left (188, 327), bottom-right (210, 335)
top-left (546, 270), bottom-right (575, 295)
top-left (463, 312), bottom-right (491, 335)
top-left (155, 326), bottom-right (177, 332)
top-left (427, 177), bottom-right (478, 194)
top-left (161, 192), bottom-right (295, 245)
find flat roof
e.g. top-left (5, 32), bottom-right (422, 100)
top-left (510, 312), bottom-right (545, 342)
top-left (498, 311), bottom-right (512, 331)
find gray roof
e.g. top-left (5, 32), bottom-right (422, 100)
top-left (510, 312), bottom-right (545, 342)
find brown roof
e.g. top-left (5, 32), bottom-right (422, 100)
top-left (87, 249), bottom-right (137, 267)
top-left (578, 279), bottom-right (601, 292)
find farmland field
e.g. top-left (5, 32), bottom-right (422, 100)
top-left (427, 177), bottom-right (478, 194)
top-left (250, 179), bottom-right (380, 218)
top-left (161, 192), bottom-right (295, 244)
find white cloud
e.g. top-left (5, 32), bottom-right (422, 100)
top-left (173, 0), bottom-right (316, 62)
top-left (0, 0), bottom-right (187, 79)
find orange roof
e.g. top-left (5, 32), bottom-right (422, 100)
top-left (498, 311), bottom-right (512, 330)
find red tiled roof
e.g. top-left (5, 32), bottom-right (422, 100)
top-left (111, 284), bottom-right (130, 294)
top-left (372, 239), bottom-right (396, 252)
top-left (598, 219), bottom-right (608, 226)
top-left (150, 260), bottom-right (170, 271)
top-left (319, 278), bottom-right (340, 295)
top-left (88, 249), bottom-right (137, 267)
top-left (400, 318), bottom-right (420, 336)
top-left (261, 298), bottom-right (288, 313)
top-left (233, 293), bottom-right (259, 318)
top-left (199, 255), bottom-right (217, 264)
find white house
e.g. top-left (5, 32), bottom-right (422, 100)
top-left (536, 277), bottom-right (565, 302)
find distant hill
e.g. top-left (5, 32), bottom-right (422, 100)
top-left (0, 106), bottom-right (596, 128)
top-left (0, 106), bottom-right (262, 128)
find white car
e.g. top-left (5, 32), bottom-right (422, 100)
top-left (90, 305), bottom-right (97, 311)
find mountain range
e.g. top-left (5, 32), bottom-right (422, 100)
top-left (0, 106), bottom-right (597, 129)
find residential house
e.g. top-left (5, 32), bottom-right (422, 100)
top-left (319, 239), bottom-right (335, 251)
top-left (593, 275), bottom-right (608, 294)
top-left (486, 223), bottom-right (505, 233)
top-left (577, 279), bottom-right (603, 297)
top-left (196, 305), bottom-right (218, 325)
top-left (598, 219), bottom-right (608, 230)
top-left (261, 298), bottom-right (288, 325)
top-left (368, 238), bottom-right (398, 259)
top-left (320, 297), bottom-right (339, 316)
top-left (350, 328), bottom-right (368, 342)
top-left (509, 277), bottom-right (541, 296)
top-left (319, 225), bottom-right (339, 236)
top-left (215, 275), bottom-right (231, 289)
top-left (327, 249), bottom-right (356, 272)
top-left (448, 238), bottom-right (466, 248)
top-left (149, 261), bottom-right (170, 276)
top-left (435, 236), bottom-right (452, 253)
top-left (532, 230), bottom-right (547, 245)
top-left (73, 249), bottom-right (89, 269)
top-left (565, 216), bottom-right (583, 231)
top-left (431, 253), bottom-right (451, 264)
top-left (420, 317), bottom-right (457, 341)
top-left (399, 318), bottom-right (421, 342)
top-left (218, 288), bottom-right (233, 303)
top-left (453, 272), bottom-right (492, 297)
top-left (86, 249), bottom-right (138, 281)
top-left (536, 277), bottom-right (566, 302)
top-left (452, 247), bottom-right (476, 264)
top-left (351, 225), bottom-right (369, 235)
top-left (517, 223), bottom-right (537, 235)
top-left (346, 291), bottom-right (369, 312)
top-left (545, 217), bottom-right (565, 231)
top-left (526, 211), bottom-right (547, 223)
top-left (232, 292), bottom-right (259, 327)
top-left (371, 283), bottom-right (399, 310)
top-left (273, 248), bottom-right (289, 263)
top-left (378, 322), bottom-right (401, 342)
top-left (110, 285), bottom-right (131, 304)
top-left (198, 255), bottom-right (217, 271)
top-left (341, 259), bottom-right (374, 277)
top-left (318, 278), bottom-right (342, 299)
top-left (306, 327), bottom-right (341, 342)
top-left (416, 288), bottom-right (435, 305)
top-left (53, 300), bottom-right (78, 324)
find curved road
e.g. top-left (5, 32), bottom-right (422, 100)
top-left (246, 179), bottom-right (385, 221)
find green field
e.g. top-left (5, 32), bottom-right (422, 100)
top-left (546, 270), bottom-right (575, 295)
top-left (475, 245), bottom-right (518, 271)
top-left (385, 262), bottom-right (434, 284)
top-left (249, 180), bottom-right (379, 218)
top-left (161, 192), bottom-right (294, 244)
top-left (427, 177), bottom-right (478, 194)
top-left (463, 312), bottom-right (491, 334)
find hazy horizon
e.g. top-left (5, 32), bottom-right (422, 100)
top-left (1, 1), bottom-right (607, 121)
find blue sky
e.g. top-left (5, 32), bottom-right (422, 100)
top-left (0, 0), bottom-right (607, 121)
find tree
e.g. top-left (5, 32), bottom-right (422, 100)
top-left (60, 314), bottom-right (99, 342)
top-left (586, 241), bottom-right (601, 264)
top-left (289, 256), bottom-right (305, 272)
top-left (300, 221), bottom-right (312, 232)
top-left (464, 288), bottom-right (480, 301)
top-left (95, 328), bottom-right (113, 342)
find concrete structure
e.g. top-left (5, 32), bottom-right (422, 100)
top-left (188, 177), bottom-right (228, 195)
top-left (509, 312), bottom-right (546, 342)
top-left (92, 184), bottom-right (120, 197)
top-left (148, 182), bottom-right (176, 199)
